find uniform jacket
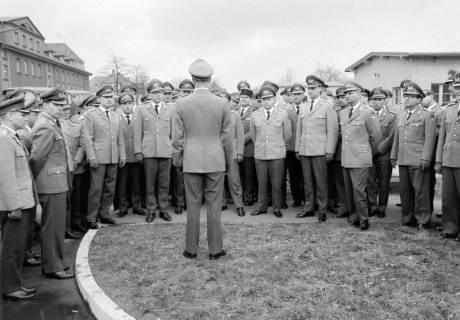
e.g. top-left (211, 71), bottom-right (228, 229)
top-left (436, 103), bottom-right (460, 167)
top-left (61, 116), bottom-right (87, 173)
top-left (16, 125), bottom-right (33, 152)
top-left (172, 88), bottom-right (233, 173)
top-left (390, 105), bottom-right (436, 166)
top-left (119, 112), bottom-right (137, 163)
top-left (333, 104), bottom-right (346, 161)
top-left (133, 101), bottom-right (173, 158)
top-left (230, 110), bottom-right (244, 160)
top-left (249, 107), bottom-right (292, 160)
top-left (83, 107), bottom-right (126, 164)
top-left (340, 104), bottom-right (382, 168)
top-left (30, 113), bottom-right (69, 194)
top-left (374, 107), bottom-right (397, 162)
top-left (279, 102), bottom-right (300, 152)
top-left (295, 98), bottom-right (339, 156)
top-left (0, 126), bottom-right (37, 211)
top-left (241, 105), bottom-right (254, 157)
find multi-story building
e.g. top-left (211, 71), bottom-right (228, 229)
top-left (0, 16), bottom-right (91, 93)
top-left (345, 52), bottom-right (460, 105)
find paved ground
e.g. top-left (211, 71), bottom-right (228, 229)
top-left (0, 189), bottom-right (442, 320)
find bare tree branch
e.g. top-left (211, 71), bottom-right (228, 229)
top-left (312, 63), bottom-right (348, 83)
top-left (100, 53), bottom-right (129, 94)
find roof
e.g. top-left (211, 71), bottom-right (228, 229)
top-left (345, 52), bottom-right (460, 72)
top-left (0, 16), bottom-right (45, 39)
top-left (45, 43), bottom-right (83, 62)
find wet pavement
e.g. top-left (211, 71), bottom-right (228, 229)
top-left (0, 238), bottom-right (96, 320)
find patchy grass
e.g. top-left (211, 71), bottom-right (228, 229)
top-left (90, 223), bottom-right (460, 320)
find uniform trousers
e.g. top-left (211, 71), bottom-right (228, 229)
top-left (286, 151), bottom-right (304, 204)
top-left (428, 167), bottom-right (437, 214)
top-left (367, 160), bottom-right (392, 213)
top-left (441, 167), bottom-right (460, 235)
top-left (240, 156), bottom-right (257, 202)
top-left (87, 164), bottom-right (118, 223)
top-left (301, 155), bottom-right (328, 214)
top-left (398, 165), bottom-right (431, 225)
top-left (65, 173), bottom-right (74, 233)
top-left (255, 159), bottom-right (285, 212)
top-left (222, 160), bottom-right (243, 208)
top-left (117, 163), bottom-right (143, 213)
top-left (174, 166), bottom-right (185, 208)
top-left (1, 209), bottom-right (29, 294)
top-left (24, 206), bottom-right (39, 260)
top-left (71, 169), bottom-right (90, 225)
top-left (39, 192), bottom-right (66, 274)
top-left (343, 167), bottom-right (369, 223)
top-left (144, 158), bottom-right (171, 212)
top-left (331, 160), bottom-right (348, 214)
top-left (184, 172), bottom-right (224, 255)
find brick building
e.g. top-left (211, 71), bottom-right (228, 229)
top-left (0, 16), bottom-right (91, 92)
top-left (345, 52), bottom-right (460, 105)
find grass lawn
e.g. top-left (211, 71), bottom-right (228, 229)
top-left (89, 222), bottom-right (460, 320)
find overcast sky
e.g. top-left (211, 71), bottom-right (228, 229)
top-left (2, 0), bottom-right (458, 89)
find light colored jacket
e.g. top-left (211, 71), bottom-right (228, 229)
top-left (119, 112), bottom-right (137, 163)
top-left (436, 103), bottom-right (460, 167)
top-left (374, 107), bottom-right (397, 162)
top-left (340, 104), bottom-right (382, 168)
top-left (172, 88), bottom-right (233, 173)
top-left (295, 98), bottom-right (338, 156)
top-left (390, 105), bottom-right (436, 166)
top-left (230, 110), bottom-right (244, 160)
top-left (249, 107), bottom-right (292, 160)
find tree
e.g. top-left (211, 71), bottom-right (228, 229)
top-left (279, 67), bottom-right (296, 84)
top-left (100, 53), bottom-right (129, 94)
top-left (312, 64), bottom-right (348, 83)
top-left (128, 64), bottom-right (149, 92)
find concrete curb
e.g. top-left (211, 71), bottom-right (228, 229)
top-left (75, 228), bottom-right (136, 320)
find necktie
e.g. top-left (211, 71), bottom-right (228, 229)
top-left (240, 109), bottom-right (244, 118)
top-left (266, 110), bottom-right (270, 121)
top-left (458, 109), bottom-right (460, 117)
top-left (126, 115), bottom-right (131, 125)
top-left (154, 104), bottom-right (159, 114)
top-left (310, 100), bottom-right (314, 112)
top-left (105, 110), bottom-right (110, 119)
top-left (56, 119), bottom-right (61, 128)
top-left (296, 105), bottom-right (300, 115)
top-left (406, 111), bottom-right (412, 121)
top-left (349, 107), bottom-right (353, 119)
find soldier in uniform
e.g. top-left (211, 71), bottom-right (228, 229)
top-left (116, 93), bottom-right (144, 217)
top-left (0, 96), bottom-right (38, 300)
top-left (296, 76), bottom-right (339, 221)
top-left (172, 59), bottom-right (232, 260)
top-left (84, 85), bottom-right (126, 229)
top-left (341, 81), bottom-right (382, 230)
top-left (390, 82), bottom-right (436, 229)
top-left (250, 86), bottom-right (292, 218)
top-left (179, 79), bottom-right (195, 98)
top-left (134, 80), bottom-right (173, 222)
top-left (30, 88), bottom-right (74, 279)
top-left (162, 82), bottom-right (175, 104)
top-left (435, 73), bottom-right (460, 240)
top-left (367, 88), bottom-right (397, 218)
top-left (238, 86), bottom-right (258, 206)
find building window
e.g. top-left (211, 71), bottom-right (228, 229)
top-left (37, 64), bottom-right (42, 77)
top-left (22, 35), bottom-right (26, 48)
top-left (36, 41), bottom-right (40, 52)
top-left (14, 32), bottom-right (19, 44)
top-left (2, 48), bottom-right (6, 59)
top-left (3, 65), bottom-right (8, 80)
top-left (24, 60), bottom-right (28, 75)
top-left (16, 58), bottom-right (20, 73)
top-left (31, 62), bottom-right (35, 76)
top-left (30, 38), bottom-right (34, 50)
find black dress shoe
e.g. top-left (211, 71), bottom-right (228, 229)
top-left (44, 270), bottom-right (75, 279)
top-left (183, 250), bottom-right (197, 259)
top-left (417, 223), bottom-right (429, 230)
top-left (335, 211), bottom-right (349, 218)
top-left (117, 210), bottom-right (128, 218)
top-left (441, 232), bottom-right (456, 239)
top-left (273, 211), bottom-right (283, 218)
top-left (65, 231), bottom-right (80, 239)
top-left (360, 220), bottom-right (370, 231)
top-left (348, 218), bottom-right (360, 227)
top-left (318, 213), bottom-right (327, 222)
top-left (369, 209), bottom-right (379, 217)
top-left (160, 211), bottom-right (172, 222)
top-left (244, 200), bottom-right (254, 206)
top-left (377, 210), bottom-right (386, 218)
top-left (237, 207), bottom-right (245, 217)
top-left (133, 209), bottom-right (147, 216)
top-left (100, 217), bottom-right (116, 225)
top-left (21, 286), bottom-right (36, 294)
top-left (281, 202), bottom-right (288, 209)
top-left (221, 205), bottom-right (228, 211)
top-left (209, 250), bottom-right (227, 260)
top-left (292, 201), bottom-right (302, 208)
top-left (401, 221), bottom-right (417, 227)
top-left (296, 211), bottom-right (314, 218)
top-left (250, 209), bottom-right (267, 216)
top-left (87, 222), bottom-right (98, 229)
top-left (24, 257), bottom-right (41, 266)
top-left (3, 289), bottom-right (36, 301)
top-left (174, 206), bottom-right (184, 215)
top-left (73, 224), bottom-right (87, 233)
top-left (146, 211), bottom-right (155, 223)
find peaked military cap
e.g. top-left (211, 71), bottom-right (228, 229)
top-left (189, 59), bottom-right (214, 80)
top-left (120, 85), bottom-right (137, 94)
top-left (118, 93), bottom-right (134, 104)
top-left (140, 94), bottom-right (151, 103)
top-left (4, 88), bottom-right (37, 108)
top-left (230, 92), bottom-right (240, 103)
top-left (343, 81), bottom-right (364, 93)
top-left (96, 85), bottom-right (114, 97)
top-left (306, 75), bottom-right (327, 88)
top-left (261, 81), bottom-right (279, 93)
top-left (146, 79), bottom-right (164, 93)
top-left (239, 88), bottom-right (253, 98)
top-left (285, 86), bottom-right (292, 95)
top-left (260, 87), bottom-right (276, 99)
top-left (0, 96), bottom-right (30, 116)
top-left (79, 95), bottom-right (99, 108)
top-left (335, 86), bottom-right (346, 97)
top-left (404, 82), bottom-right (426, 98)
top-left (362, 88), bottom-right (371, 97)
top-left (291, 83), bottom-right (306, 94)
top-left (237, 80), bottom-right (251, 91)
top-left (163, 82), bottom-right (174, 93)
top-left (399, 79), bottom-right (413, 91)
top-left (369, 88), bottom-right (387, 99)
top-left (41, 87), bottom-right (68, 105)
top-left (452, 72), bottom-right (460, 88)
top-left (179, 79), bottom-right (195, 91)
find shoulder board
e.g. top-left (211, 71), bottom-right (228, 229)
top-left (87, 108), bottom-right (98, 113)
top-left (387, 109), bottom-right (396, 115)
top-left (276, 108), bottom-right (287, 113)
